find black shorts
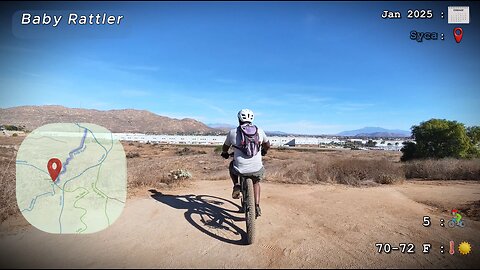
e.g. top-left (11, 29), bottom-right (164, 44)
top-left (229, 161), bottom-right (265, 183)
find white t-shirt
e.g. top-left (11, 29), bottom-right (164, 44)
top-left (224, 125), bottom-right (269, 174)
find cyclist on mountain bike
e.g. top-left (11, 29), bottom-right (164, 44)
top-left (452, 209), bottom-right (462, 224)
top-left (221, 109), bottom-right (270, 217)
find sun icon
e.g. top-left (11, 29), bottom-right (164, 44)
top-left (458, 242), bottom-right (472, 255)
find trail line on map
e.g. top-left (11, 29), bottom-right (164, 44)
top-left (29, 136), bottom-right (68, 144)
top-left (92, 163), bottom-right (111, 225)
top-left (70, 186), bottom-right (89, 233)
top-left (58, 125), bottom-right (89, 233)
top-left (58, 123), bottom-right (114, 233)
top-left (20, 184), bottom-right (56, 213)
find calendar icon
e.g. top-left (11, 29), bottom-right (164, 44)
top-left (448, 6), bottom-right (470, 24)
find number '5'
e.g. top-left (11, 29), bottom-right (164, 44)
top-left (423, 216), bottom-right (431, 227)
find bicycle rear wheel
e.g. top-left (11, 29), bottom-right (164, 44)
top-left (245, 178), bottom-right (256, 245)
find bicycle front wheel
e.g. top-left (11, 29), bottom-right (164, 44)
top-left (447, 220), bottom-right (456, 228)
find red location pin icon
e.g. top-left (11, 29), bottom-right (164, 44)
top-left (47, 158), bottom-right (62, 182)
top-left (454, 27), bottom-right (463, 43)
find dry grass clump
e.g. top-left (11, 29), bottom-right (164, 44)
top-left (459, 201), bottom-right (480, 221)
top-left (176, 147), bottom-right (207, 156)
top-left (127, 157), bottom-right (192, 189)
top-left (404, 158), bottom-right (480, 180)
top-left (329, 158), bottom-right (404, 185)
top-left (0, 147), bottom-right (18, 222)
top-left (126, 152), bottom-right (140, 158)
top-left (264, 154), bottom-right (405, 186)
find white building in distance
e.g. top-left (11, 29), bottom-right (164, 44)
top-left (113, 133), bottom-right (407, 151)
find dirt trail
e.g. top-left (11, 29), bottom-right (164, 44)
top-left (1, 180), bottom-right (479, 268)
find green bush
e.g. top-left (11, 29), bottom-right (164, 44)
top-left (213, 145), bottom-right (223, 153)
top-left (126, 152), bottom-right (140, 158)
top-left (401, 142), bottom-right (417, 162)
top-left (401, 119), bottom-right (479, 161)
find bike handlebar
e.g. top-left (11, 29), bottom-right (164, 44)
top-left (223, 150), bottom-right (267, 159)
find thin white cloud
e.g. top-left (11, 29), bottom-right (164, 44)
top-left (190, 97), bottom-right (227, 115)
top-left (78, 57), bottom-right (159, 76)
top-left (6, 68), bottom-right (41, 78)
top-left (17, 70), bottom-right (41, 78)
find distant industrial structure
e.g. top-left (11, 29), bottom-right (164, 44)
top-left (113, 133), bottom-right (408, 151)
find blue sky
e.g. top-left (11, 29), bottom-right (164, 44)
top-left (1, 1), bottom-right (479, 134)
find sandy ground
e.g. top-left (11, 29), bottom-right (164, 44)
top-left (0, 180), bottom-right (479, 268)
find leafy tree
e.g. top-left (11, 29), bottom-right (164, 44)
top-left (365, 140), bottom-right (377, 147)
top-left (467, 126), bottom-right (480, 145)
top-left (4, 125), bottom-right (19, 131)
top-left (401, 119), bottom-right (474, 161)
top-left (344, 141), bottom-right (354, 148)
top-left (400, 142), bottom-right (417, 161)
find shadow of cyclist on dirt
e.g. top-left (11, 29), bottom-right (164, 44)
top-left (149, 189), bottom-right (248, 245)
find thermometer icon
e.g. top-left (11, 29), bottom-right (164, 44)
top-left (449, 241), bottom-right (455, 255)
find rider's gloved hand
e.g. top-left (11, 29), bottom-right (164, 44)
top-left (221, 152), bottom-right (230, 159)
top-left (261, 149), bottom-right (268, 156)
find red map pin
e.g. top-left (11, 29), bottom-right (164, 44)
top-left (47, 158), bottom-right (62, 182)
top-left (454, 27), bottom-right (463, 43)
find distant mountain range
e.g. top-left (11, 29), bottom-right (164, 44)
top-left (208, 124), bottom-right (410, 137)
top-left (337, 127), bottom-right (411, 137)
top-left (1, 106), bottom-right (411, 138)
top-left (207, 123), bottom-right (288, 136)
top-left (0, 105), bottom-right (217, 134)
top-left (265, 131), bottom-right (289, 136)
top-left (207, 123), bottom-right (236, 131)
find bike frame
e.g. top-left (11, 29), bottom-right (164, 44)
top-left (238, 176), bottom-right (248, 208)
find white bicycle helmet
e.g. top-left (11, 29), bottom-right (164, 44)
top-left (237, 109), bottom-right (254, 123)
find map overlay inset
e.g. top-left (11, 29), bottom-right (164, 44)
top-left (16, 123), bottom-right (127, 234)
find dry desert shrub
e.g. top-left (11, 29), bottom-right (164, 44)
top-left (459, 201), bottom-right (480, 221)
top-left (127, 157), bottom-right (193, 189)
top-left (176, 147), bottom-right (207, 156)
top-left (264, 153), bottom-right (405, 186)
top-left (126, 152), bottom-right (140, 158)
top-left (324, 158), bottom-right (405, 185)
top-left (404, 158), bottom-right (480, 180)
top-left (0, 147), bottom-right (18, 222)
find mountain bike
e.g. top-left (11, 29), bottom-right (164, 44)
top-left (448, 218), bottom-right (465, 228)
top-left (230, 153), bottom-right (257, 245)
